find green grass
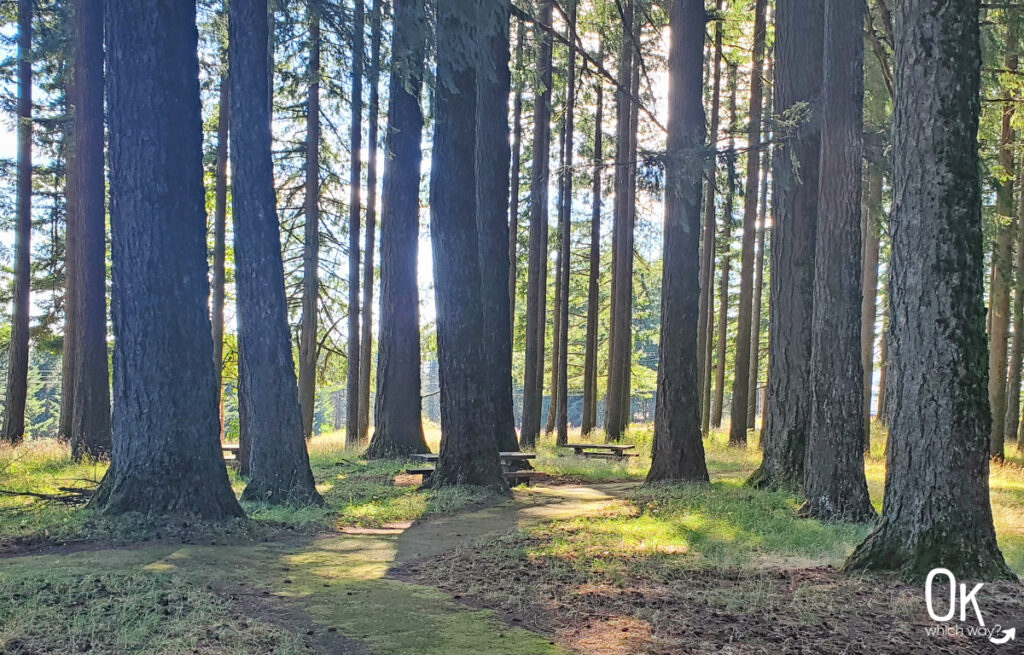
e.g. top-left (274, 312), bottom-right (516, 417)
top-left (0, 432), bottom-right (497, 547)
top-left (0, 568), bottom-right (314, 655)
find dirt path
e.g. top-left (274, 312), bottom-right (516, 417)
top-left (0, 483), bottom-right (635, 655)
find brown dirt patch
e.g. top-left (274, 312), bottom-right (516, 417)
top-left (398, 541), bottom-right (1024, 654)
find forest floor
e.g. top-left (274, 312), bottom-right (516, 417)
top-left (1, 424), bottom-right (1023, 654)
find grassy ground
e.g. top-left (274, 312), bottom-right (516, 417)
top-left (0, 430), bottom-right (496, 550)
top-left (3, 422), bottom-right (1024, 654)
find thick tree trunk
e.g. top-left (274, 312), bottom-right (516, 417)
top-left (425, 1), bottom-right (507, 492)
top-left (346, 0), bottom-right (365, 449)
top-left (990, 26), bottom-right (1018, 460)
top-left (845, 0), bottom-right (1013, 578)
top-left (728, 0), bottom-right (767, 447)
top-left (508, 20), bottom-right (526, 339)
top-left (520, 0), bottom-right (554, 449)
top-left (92, 0), bottom-right (243, 518)
top-left (746, 142), bottom-right (770, 430)
top-left (298, 7), bottom-right (321, 441)
top-left (2, 0), bottom-right (32, 445)
top-left (66, 0), bottom-right (112, 461)
top-left (604, 1), bottom-right (635, 442)
top-left (212, 74), bottom-right (229, 440)
top-left (711, 66), bottom-right (738, 430)
top-left (1005, 167), bottom-right (1024, 444)
top-left (647, 0), bottom-right (709, 484)
top-left (230, 0), bottom-right (322, 507)
top-left (860, 167), bottom-right (882, 449)
top-left (747, 0), bottom-right (823, 491)
top-left (475, 0), bottom-right (519, 454)
top-left (698, 0), bottom-right (723, 437)
top-left (581, 48), bottom-right (604, 437)
top-left (802, 0), bottom-right (874, 523)
top-left (357, 0), bottom-right (382, 443)
top-left (365, 0), bottom-right (428, 459)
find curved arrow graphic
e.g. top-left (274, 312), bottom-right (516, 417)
top-left (990, 627), bottom-right (1016, 645)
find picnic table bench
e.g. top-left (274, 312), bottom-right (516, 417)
top-left (406, 452), bottom-right (539, 486)
top-left (561, 443), bottom-right (637, 460)
top-left (221, 444), bottom-right (240, 461)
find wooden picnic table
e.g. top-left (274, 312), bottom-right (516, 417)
top-left (562, 443), bottom-right (637, 459)
top-left (221, 444), bottom-right (240, 461)
top-left (407, 452), bottom-right (538, 486)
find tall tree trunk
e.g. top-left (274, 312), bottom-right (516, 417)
top-left (545, 127), bottom-right (567, 436)
top-left (357, 0), bottom-right (382, 443)
top-left (845, 0), bottom-right (1013, 578)
top-left (2, 0), bottom-right (33, 445)
top-left (508, 20), bottom-right (526, 339)
top-left (860, 167), bottom-right (882, 448)
top-left (66, 0), bottom-right (112, 461)
top-left (711, 65), bottom-right (738, 429)
top-left (365, 0), bottom-right (428, 459)
top-left (231, 0), bottom-right (323, 507)
top-left (581, 47), bottom-right (604, 437)
top-left (728, 0), bottom-right (767, 446)
top-left (647, 0), bottom-right (710, 484)
top-left (345, 0), bottom-right (365, 449)
top-left (604, 0), bottom-right (635, 442)
top-left (298, 6), bottom-right (320, 441)
top-left (802, 0), bottom-right (874, 523)
top-left (520, 0), bottom-right (554, 449)
top-left (425, 1), bottom-right (506, 491)
top-left (1005, 166), bottom-right (1024, 444)
top-left (698, 0), bottom-right (724, 437)
top-left (746, 141), bottom-right (770, 430)
top-left (212, 75), bottom-right (229, 440)
top-left (92, 0), bottom-right (243, 518)
top-left (989, 24), bottom-right (1018, 460)
top-left (554, 1), bottom-right (576, 447)
top-left (475, 0), bottom-right (519, 454)
top-left (747, 0), bottom-right (823, 491)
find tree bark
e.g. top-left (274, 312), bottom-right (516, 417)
top-left (424, 1), bottom-right (507, 492)
top-left (711, 65), bottom-right (738, 430)
top-left (604, 0), bottom-right (635, 442)
top-left (1005, 165), bottom-right (1024, 444)
top-left (989, 23), bottom-right (1018, 460)
top-left (747, 0), bottom-right (823, 491)
top-left (845, 0), bottom-right (1014, 578)
top-left (476, 0), bottom-right (520, 454)
top-left (520, 0), bottom-right (554, 449)
top-left (555, 2), bottom-right (575, 447)
top-left (66, 0), bottom-right (112, 461)
top-left (698, 0), bottom-right (724, 437)
top-left (728, 0), bottom-right (767, 447)
top-left (346, 0), bottom-right (365, 449)
top-left (92, 0), bottom-right (243, 518)
top-left (365, 0), bottom-right (429, 459)
top-left (746, 140), bottom-right (770, 431)
top-left (2, 0), bottom-right (33, 445)
top-left (357, 0), bottom-right (382, 443)
top-left (509, 20), bottom-right (527, 339)
top-left (298, 5), bottom-right (321, 441)
top-left (581, 47), bottom-right (604, 437)
top-left (802, 0), bottom-right (874, 523)
top-left (230, 0), bottom-right (322, 506)
top-left (212, 74), bottom-right (229, 441)
top-left (545, 127), bottom-right (567, 436)
top-left (647, 0), bottom-right (710, 484)
top-left (860, 167), bottom-right (882, 449)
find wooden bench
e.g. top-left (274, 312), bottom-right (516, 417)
top-left (405, 452), bottom-right (539, 486)
top-left (561, 443), bottom-right (638, 460)
top-left (221, 444), bottom-right (240, 461)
